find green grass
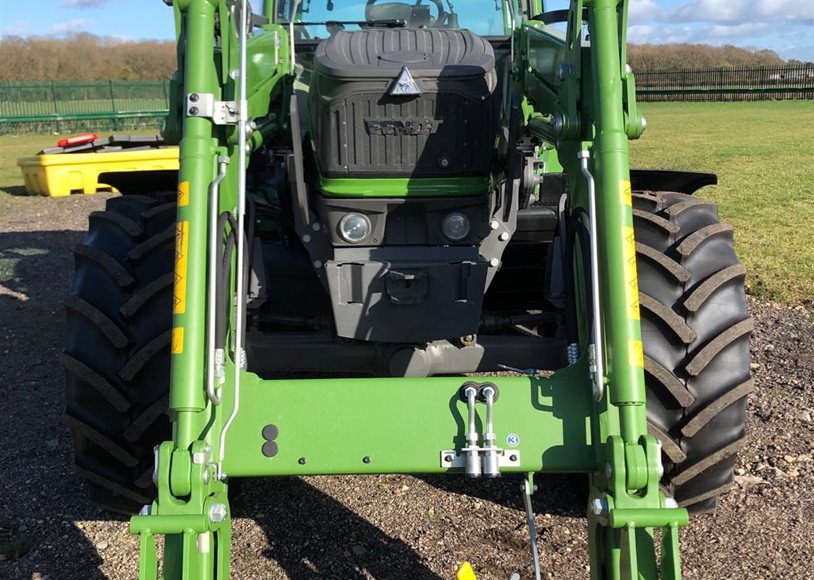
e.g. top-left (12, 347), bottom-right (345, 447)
top-left (0, 134), bottom-right (58, 187)
top-left (0, 134), bottom-right (62, 215)
top-left (1, 101), bottom-right (812, 302)
top-left (630, 101), bottom-right (814, 303)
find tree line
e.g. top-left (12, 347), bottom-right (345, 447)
top-left (627, 43), bottom-right (789, 71)
top-left (0, 35), bottom-right (176, 82)
top-left (0, 34), bottom-right (803, 82)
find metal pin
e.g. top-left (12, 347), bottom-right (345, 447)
top-left (463, 384), bottom-right (481, 478)
top-left (522, 478), bottom-right (542, 580)
top-left (481, 385), bottom-right (499, 477)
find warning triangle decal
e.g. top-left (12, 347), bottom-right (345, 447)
top-left (390, 66), bottom-right (421, 96)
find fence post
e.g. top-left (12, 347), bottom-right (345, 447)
top-left (51, 81), bottom-right (61, 133)
top-left (109, 80), bottom-right (120, 131)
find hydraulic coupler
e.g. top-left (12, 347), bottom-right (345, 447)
top-left (446, 382), bottom-right (513, 478)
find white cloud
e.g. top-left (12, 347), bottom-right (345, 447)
top-left (61, 0), bottom-right (108, 7)
top-left (629, 0), bottom-right (665, 23)
top-left (1, 20), bottom-right (29, 36)
top-left (672, 0), bottom-right (814, 23)
top-left (628, 23), bottom-right (696, 44)
top-left (50, 19), bottom-right (93, 34)
top-left (625, 0), bottom-right (814, 60)
top-left (705, 23), bottom-right (772, 39)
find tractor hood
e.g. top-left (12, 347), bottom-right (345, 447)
top-left (309, 28), bottom-right (499, 181)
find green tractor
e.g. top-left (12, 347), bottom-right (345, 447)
top-left (63, 0), bottom-right (752, 577)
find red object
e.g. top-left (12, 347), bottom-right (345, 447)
top-left (58, 133), bottom-right (98, 148)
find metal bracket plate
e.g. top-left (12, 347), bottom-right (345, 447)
top-left (439, 449), bottom-right (521, 469)
top-left (186, 93), bottom-right (239, 125)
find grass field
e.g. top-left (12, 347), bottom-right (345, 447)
top-left (1, 100), bottom-right (812, 302)
top-left (630, 100), bottom-right (814, 303)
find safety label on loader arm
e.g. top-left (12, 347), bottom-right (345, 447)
top-left (178, 180), bottom-right (189, 207)
top-left (629, 339), bottom-right (644, 368)
top-left (172, 327), bottom-right (184, 355)
top-left (620, 179), bottom-right (633, 206)
top-left (622, 179), bottom-right (643, 368)
top-left (174, 220), bottom-right (189, 315)
top-left (622, 225), bottom-right (640, 322)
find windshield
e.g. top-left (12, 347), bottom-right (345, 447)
top-left (276, 0), bottom-right (514, 40)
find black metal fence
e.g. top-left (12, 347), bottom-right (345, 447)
top-left (1, 66), bottom-right (812, 133)
top-left (0, 80), bottom-right (170, 135)
top-left (636, 65), bottom-right (814, 102)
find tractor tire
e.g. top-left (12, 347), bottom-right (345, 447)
top-left (63, 193), bottom-right (176, 513)
top-left (633, 190), bottom-right (752, 512)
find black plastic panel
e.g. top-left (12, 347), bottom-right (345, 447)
top-left (630, 169), bottom-right (718, 195)
top-left (310, 29), bottom-right (499, 178)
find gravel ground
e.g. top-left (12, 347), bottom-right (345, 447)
top-left (1, 192), bottom-right (812, 579)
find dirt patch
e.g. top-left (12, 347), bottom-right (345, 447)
top-left (1, 193), bottom-right (812, 579)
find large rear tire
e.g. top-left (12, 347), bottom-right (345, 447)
top-left (63, 193), bottom-right (175, 513)
top-left (634, 190), bottom-right (752, 512)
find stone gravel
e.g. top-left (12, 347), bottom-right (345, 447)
top-left (1, 193), bottom-right (812, 579)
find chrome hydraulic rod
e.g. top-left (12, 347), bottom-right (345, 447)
top-left (206, 155), bottom-right (229, 406)
top-left (218, 0), bottom-right (250, 480)
top-left (579, 150), bottom-right (606, 401)
top-left (463, 384), bottom-right (481, 478)
top-left (481, 385), bottom-right (499, 477)
top-left (288, 0), bottom-right (301, 75)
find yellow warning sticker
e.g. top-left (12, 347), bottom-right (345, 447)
top-left (620, 179), bottom-right (632, 206)
top-left (629, 339), bottom-right (644, 368)
top-left (178, 181), bottom-right (190, 207)
top-left (172, 327), bottom-right (185, 354)
top-left (174, 221), bottom-right (189, 315)
top-left (622, 225), bottom-right (640, 320)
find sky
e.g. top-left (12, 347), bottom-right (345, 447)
top-left (0, 0), bottom-right (812, 61)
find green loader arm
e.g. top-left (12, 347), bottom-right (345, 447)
top-left (129, 1), bottom-right (689, 578)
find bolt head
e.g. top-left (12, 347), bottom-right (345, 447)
top-left (311, 222), bottom-right (321, 232)
top-left (298, 457), bottom-right (307, 465)
top-left (509, 454), bottom-right (518, 462)
top-left (489, 220), bottom-right (500, 230)
top-left (489, 258), bottom-right (500, 268)
top-left (362, 456), bottom-right (371, 464)
top-left (313, 260), bottom-right (323, 269)
top-left (302, 234), bottom-right (312, 244)
top-left (208, 503), bottom-right (228, 524)
top-left (499, 232), bottom-right (510, 242)
top-left (444, 455), bottom-right (454, 463)
top-left (591, 497), bottom-right (608, 517)
top-left (189, 93), bottom-right (199, 102)
top-left (188, 106), bottom-right (199, 116)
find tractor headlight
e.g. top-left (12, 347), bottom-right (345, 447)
top-left (441, 212), bottom-right (470, 241)
top-left (338, 212), bottom-right (372, 244)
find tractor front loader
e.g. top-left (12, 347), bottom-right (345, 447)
top-left (62, 0), bottom-right (753, 577)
